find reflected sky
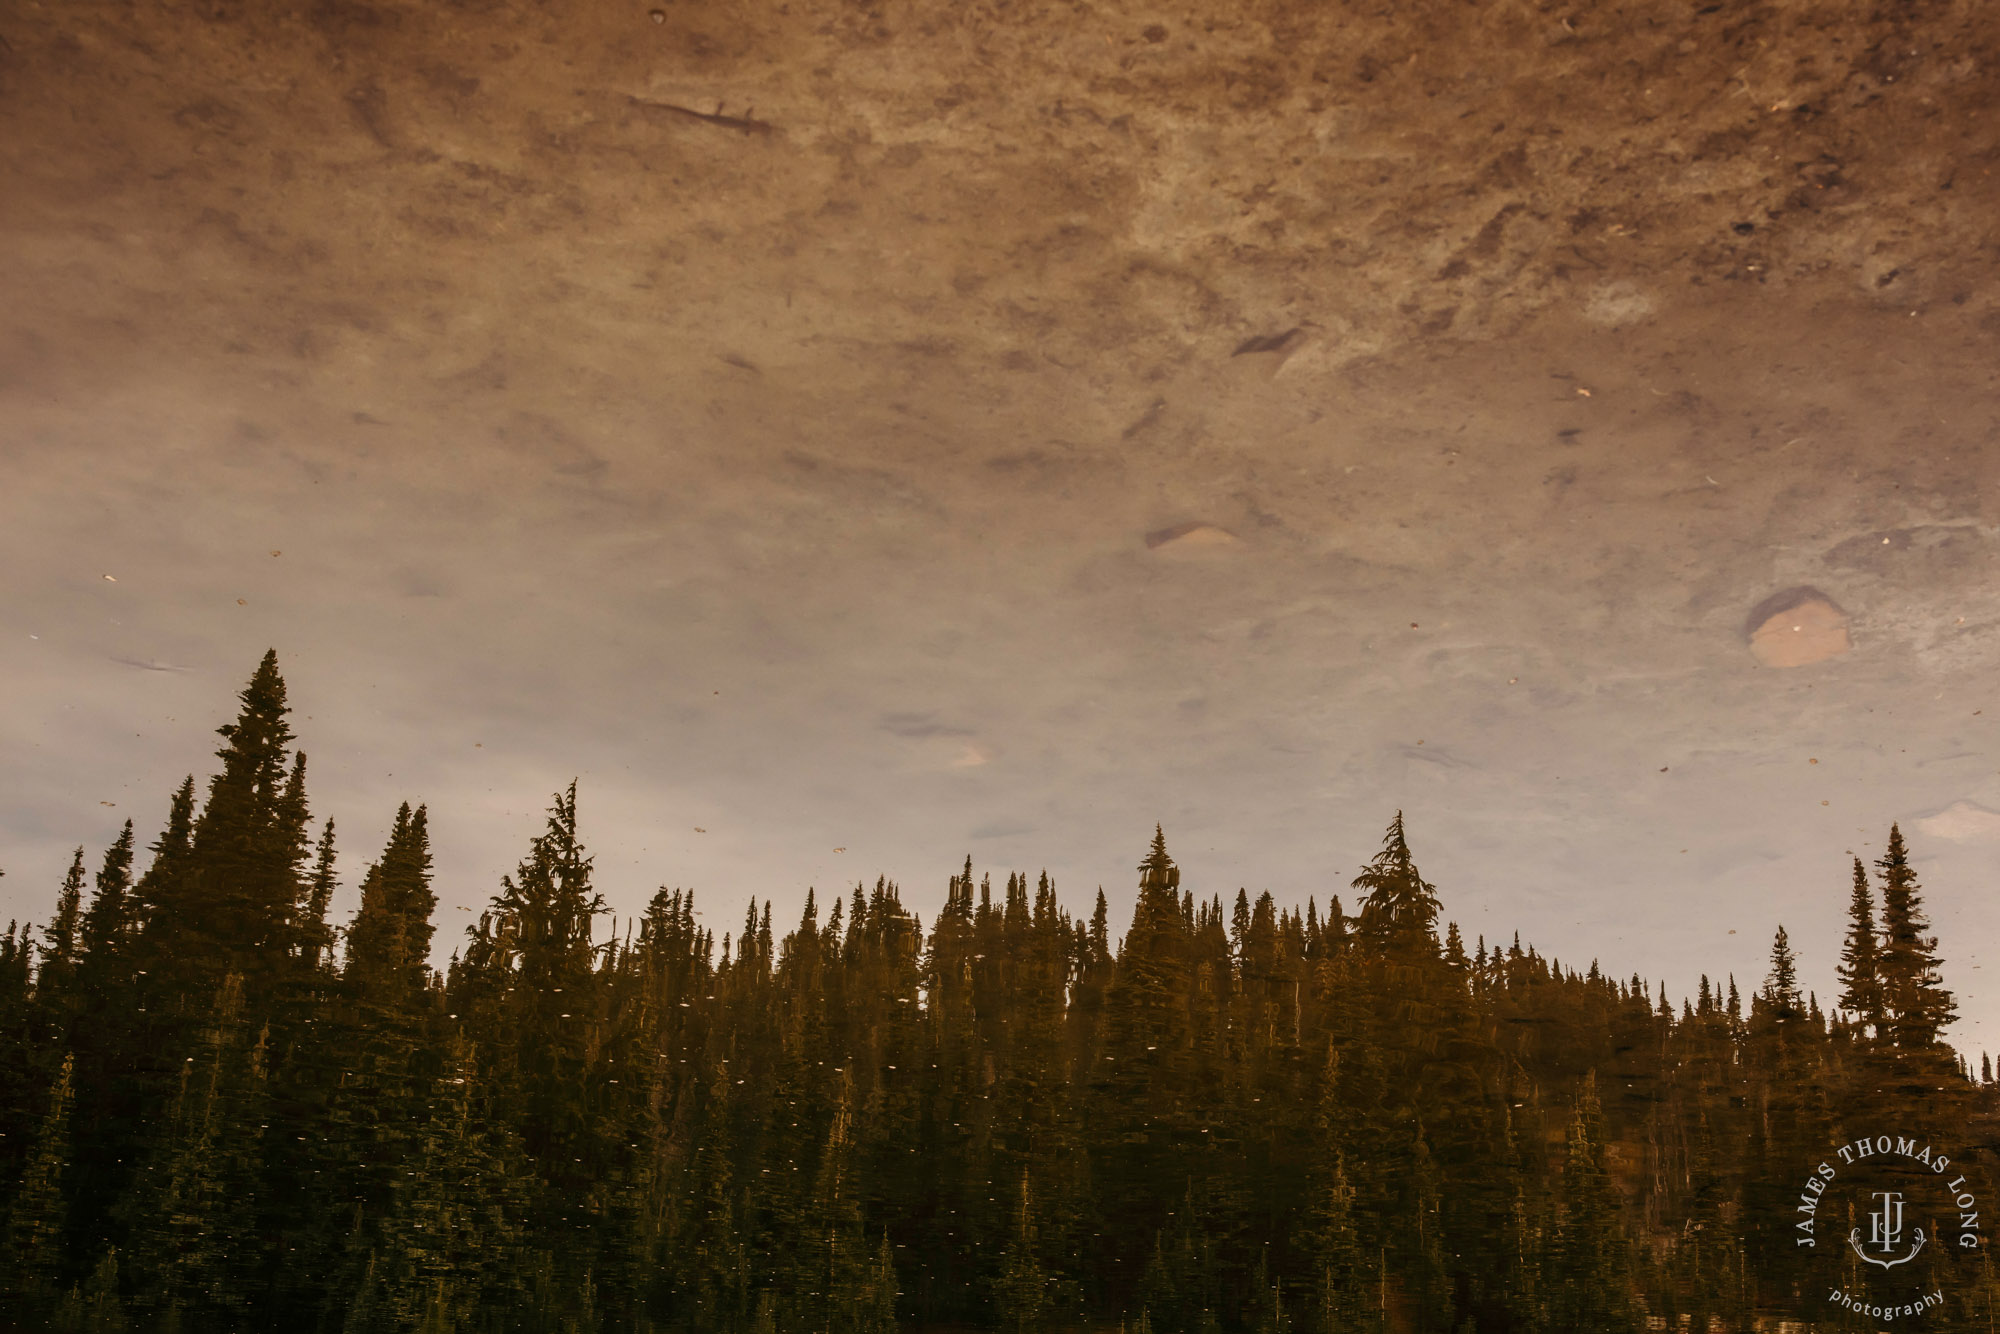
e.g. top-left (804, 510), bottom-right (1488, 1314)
top-left (3, 0), bottom-right (1996, 1052)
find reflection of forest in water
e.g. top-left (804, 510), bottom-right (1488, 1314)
top-left (1, 654), bottom-right (1994, 1333)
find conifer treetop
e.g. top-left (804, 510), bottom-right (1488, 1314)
top-left (1763, 925), bottom-right (1800, 1019)
top-left (1138, 825), bottom-right (1179, 891)
top-left (1874, 823), bottom-right (1957, 1046)
top-left (1352, 811), bottom-right (1441, 952)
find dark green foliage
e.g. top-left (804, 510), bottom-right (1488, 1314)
top-left (126, 778), bottom-right (197, 998)
top-left (462, 783), bottom-right (606, 1189)
top-left (1351, 812), bottom-right (1440, 954)
top-left (1836, 858), bottom-right (1883, 1036)
top-left (338, 1036), bottom-right (535, 1331)
top-left (75, 823), bottom-right (138, 1008)
top-left (1875, 824), bottom-right (1957, 1048)
top-left (346, 805), bottom-right (437, 1005)
top-left (1544, 1074), bottom-right (1632, 1334)
top-left (38, 850), bottom-right (88, 1022)
top-left (315, 804), bottom-right (446, 1315)
top-left (0, 917), bottom-right (40, 1194)
top-left (1762, 925), bottom-right (1800, 1021)
top-left (992, 1174), bottom-right (1049, 1331)
top-left (2, 655), bottom-right (1996, 1332)
top-left (775, 1073), bottom-right (898, 1334)
top-left (139, 651), bottom-right (313, 1013)
top-left (121, 975), bottom-right (271, 1329)
top-left (300, 818), bottom-right (339, 975)
top-left (2, 1052), bottom-right (76, 1318)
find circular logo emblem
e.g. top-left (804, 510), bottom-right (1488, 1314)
top-left (1796, 1133), bottom-right (1986, 1321)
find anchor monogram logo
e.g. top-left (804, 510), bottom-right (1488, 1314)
top-left (1850, 1189), bottom-right (1927, 1270)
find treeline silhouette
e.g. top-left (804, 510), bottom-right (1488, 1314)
top-left (0, 652), bottom-right (1995, 1333)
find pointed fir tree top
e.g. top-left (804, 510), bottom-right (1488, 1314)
top-left (1837, 853), bottom-right (1883, 1030)
top-left (129, 777), bottom-right (199, 937)
top-left (1843, 857), bottom-right (1879, 946)
top-left (1353, 811), bottom-right (1441, 952)
top-left (1878, 821), bottom-right (1910, 874)
top-left (42, 848), bottom-right (87, 960)
top-left (1382, 809), bottom-right (1411, 857)
top-left (1877, 827), bottom-right (1926, 920)
top-left (79, 822), bottom-right (138, 963)
top-left (1870, 822), bottom-right (1957, 1046)
top-left (1088, 888), bottom-right (1110, 957)
top-left (96, 821), bottom-right (135, 894)
top-left (1764, 924), bottom-right (1801, 1017)
top-left (282, 747), bottom-right (309, 810)
top-left (389, 803), bottom-right (432, 879)
top-left (1138, 824), bottom-right (1180, 891)
top-left (213, 648), bottom-right (295, 774)
top-left (310, 817), bottom-right (337, 877)
top-left (153, 776), bottom-right (198, 861)
top-left (299, 817), bottom-right (338, 970)
top-left (494, 784), bottom-right (604, 950)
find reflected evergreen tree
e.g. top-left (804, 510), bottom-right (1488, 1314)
top-left (1763, 925), bottom-right (1801, 1021)
top-left (1097, 829), bottom-right (1198, 1306)
top-left (74, 823), bottom-right (137, 1012)
top-left (300, 819), bottom-right (339, 975)
top-left (1836, 858), bottom-right (1883, 1037)
top-left (1351, 813), bottom-right (1440, 953)
top-left (60, 823), bottom-right (143, 1277)
top-left (139, 651), bottom-right (311, 1015)
top-left (1875, 824), bottom-right (1957, 1048)
top-left (37, 851), bottom-right (88, 1027)
top-left (321, 803), bottom-right (442, 1313)
top-left (127, 777), bottom-right (197, 1003)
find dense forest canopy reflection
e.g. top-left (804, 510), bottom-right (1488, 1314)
top-left (1, 654), bottom-right (1993, 1332)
